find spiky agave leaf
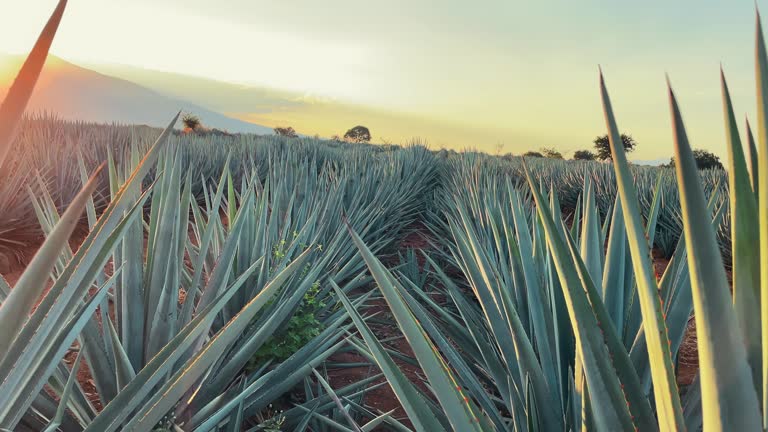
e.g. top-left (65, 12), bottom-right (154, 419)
top-left (721, 69), bottom-right (762, 398)
top-left (0, 163), bottom-right (103, 361)
top-left (333, 280), bottom-right (453, 432)
top-left (346, 225), bottom-right (492, 432)
top-left (599, 71), bottom-right (684, 430)
top-left (524, 163), bottom-right (635, 432)
top-left (0, 0), bottom-right (67, 167)
top-left (756, 10), bottom-right (768, 426)
top-left (669, 78), bottom-right (762, 430)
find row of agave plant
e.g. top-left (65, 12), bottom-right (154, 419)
top-left (4, 124), bottom-right (441, 429)
top-left (14, 142), bottom-right (437, 431)
top-left (2, 115), bottom-right (727, 263)
top-left (324, 12), bottom-right (768, 432)
top-left (441, 150), bottom-right (730, 258)
top-left (0, 3), bottom-right (443, 430)
top-left (0, 113), bottom-right (403, 258)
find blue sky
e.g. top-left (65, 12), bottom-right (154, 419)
top-left (0, 0), bottom-right (762, 159)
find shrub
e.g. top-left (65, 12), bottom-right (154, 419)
top-left (523, 150), bottom-right (544, 158)
top-left (573, 149), bottom-right (596, 160)
top-left (274, 126), bottom-right (298, 137)
top-left (249, 281), bottom-right (325, 365)
top-left (182, 113), bottom-right (201, 131)
top-left (541, 147), bottom-right (564, 159)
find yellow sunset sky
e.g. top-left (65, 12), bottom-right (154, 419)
top-left (0, 0), bottom-right (762, 160)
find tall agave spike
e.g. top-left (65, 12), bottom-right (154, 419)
top-left (670, 77), bottom-right (762, 431)
top-left (599, 70), bottom-right (685, 430)
top-left (756, 10), bottom-right (768, 426)
top-left (0, 0), bottom-right (68, 167)
top-left (721, 68), bottom-right (762, 400)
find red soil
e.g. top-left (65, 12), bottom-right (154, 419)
top-left (325, 226), bottom-right (433, 428)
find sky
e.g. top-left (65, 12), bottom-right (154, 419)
top-left (0, 0), bottom-right (763, 159)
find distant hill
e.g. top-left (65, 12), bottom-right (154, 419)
top-left (0, 54), bottom-right (273, 134)
top-left (632, 158), bottom-right (670, 167)
top-left (85, 62), bottom-right (305, 116)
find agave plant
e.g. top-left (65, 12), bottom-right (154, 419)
top-left (435, 141), bottom-right (729, 259)
top-left (0, 2), bottom-right (447, 431)
top-left (329, 10), bottom-right (768, 432)
top-left (6, 127), bottom-right (443, 431)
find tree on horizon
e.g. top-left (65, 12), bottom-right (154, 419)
top-left (593, 133), bottom-right (637, 160)
top-left (182, 113), bottom-right (201, 131)
top-left (573, 149), bottom-right (596, 160)
top-left (523, 150), bottom-right (544, 158)
top-left (541, 147), bottom-right (563, 159)
top-left (344, 126), bottom-right (371, 143)
top-left (274, 126), bottom-right (298, 137)
top-left (667, 149), bottom-right (724, 170)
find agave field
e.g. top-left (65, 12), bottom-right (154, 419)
top-left (1, 118), bottom-right (730, 263)
top-left (2, 1), bottom-right (768, 431)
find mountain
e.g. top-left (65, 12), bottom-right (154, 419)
top-left (0, 56), bottom-right (687, 159)
top-left (85, 62), bottom-right (306, 116)
top-left (0, 54), bottom-right (273, 134)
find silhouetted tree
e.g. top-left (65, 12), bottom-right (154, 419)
top-left (593, 133), bottom-right (637, 160)
top-left (182, 113), bottom-right (201, 131)
top-left (523, 151), bottom-right (544, 158)
top-left (573, 150), bottom-right (596, 161)
top-left (344, 125), bottom-right (371, 143)
top-left (667, 149), bottom-right (724, 170)
top-left (541, 147), bottom-right (564, 159)
top-left (274, 126), bottom-right (298, 138)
